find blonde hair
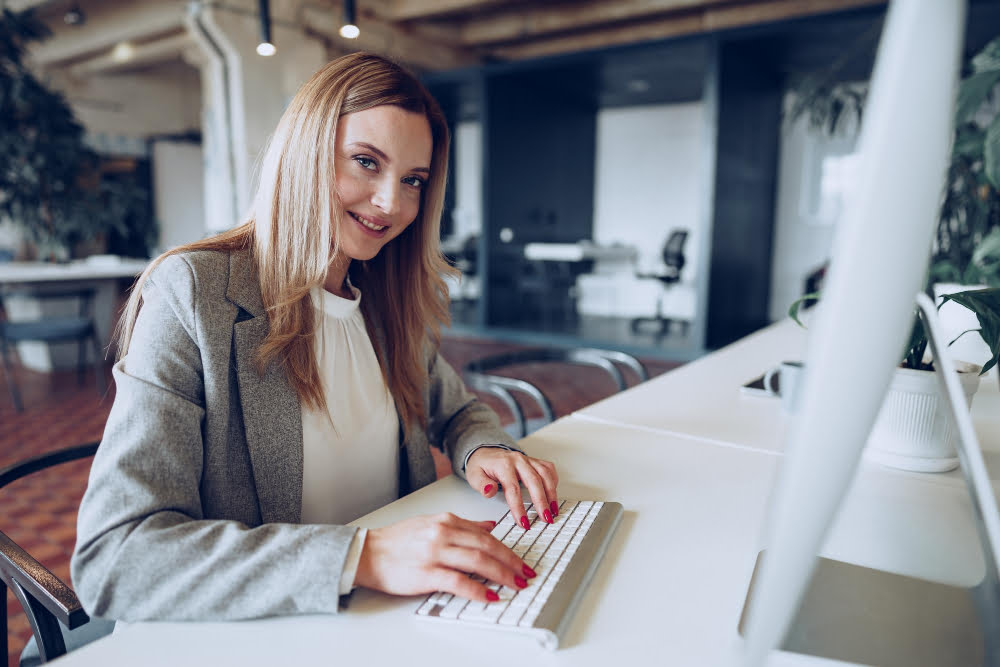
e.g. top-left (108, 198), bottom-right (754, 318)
top-left (117, 52), bottom-right (455, 430)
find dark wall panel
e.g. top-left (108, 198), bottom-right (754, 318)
top-left (706, 41), bottom-right (783, 349)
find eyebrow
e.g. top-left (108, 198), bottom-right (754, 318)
top-left (350, 142), bottom-right (430, 174)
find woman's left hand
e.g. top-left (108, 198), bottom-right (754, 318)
top-left (465, 448), bottom-right (559, 529)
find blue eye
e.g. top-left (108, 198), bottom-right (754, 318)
top-left (403, 176), bottom-right (426, 189)
top-left (354, 156), bottom-right (377, 170)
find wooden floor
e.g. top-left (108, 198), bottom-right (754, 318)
top-left (1, 335), bottom-right (678, 666)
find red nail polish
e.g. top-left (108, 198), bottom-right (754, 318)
top-left (523, 565), bottom-right (537, 578)
top-left (550, 501), bottom-right (559, 516)
top-left (489, 520), bottom-right (497, 529)
top-left (514, 576), bottom-right (527, 588)
top-left (520, 515), bottom-right (530, 530)
top-left (483, 484), bottom-right (493, 495)
top-left (486, 590), bottom-right (500, 602)
top-left (543, 509), bottom-right (553, 524)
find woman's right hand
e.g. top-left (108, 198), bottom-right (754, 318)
top-left (354, 513), bottom-right (536, 602)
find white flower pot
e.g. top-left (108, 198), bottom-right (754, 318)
top-left (864, 362), bottom-right (981, 473)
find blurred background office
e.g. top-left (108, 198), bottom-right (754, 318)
top-left (2, 0), bottom-right (999, 367)
top-left (3, 2), bottom-right (1000, 663)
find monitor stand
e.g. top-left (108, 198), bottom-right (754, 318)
top-left (738, 550), bottom-right (998, 666)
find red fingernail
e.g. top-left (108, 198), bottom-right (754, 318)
top-left (523, 565), bottom-right (537, 578)
top-left (520, 515), bottom-right (530, 530)
top-left (483, 484), bottom-right (493, 495)
top-left (486, 590), bottom-right (500, 602)
top-left (543, 509), bottom-right (553, 524)
top-left (514, 576), bottom-right (527, 589)
top-left (489, 520), bottom-right (497, 529)
top-left (550, 501), bottom-right (559, 516)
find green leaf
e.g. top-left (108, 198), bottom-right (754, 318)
top-left (985, 113), bottom-right (1000, 189)
top-left (939, 288), bottom-right (1000, 375)
top-left (788, 292), bottom-right (820, 327)
top-left (971, 36), bottom-right (1000, 74)
top-left (955, 70), bottom-right (1000, 123)
top-left (953, 123), bottom-right (984, 158)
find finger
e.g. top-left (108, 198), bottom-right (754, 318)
top-left (513, 458), bottom-right (553, 524)
top-left (465, 461), bottom-right (500, 499)
top-left (444, 523), bottom-right (527, 575)
top-left (433, 568), bottom-right (499, 603)
top-left (438, 546), bottom-right (529, 593)
top-left (495, 461), bottom-right (530, 529)
top-left (528, 458), bottom-right (560, 516)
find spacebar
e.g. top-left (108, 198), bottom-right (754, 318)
top-left (532, 502), bottom-right (623, 638)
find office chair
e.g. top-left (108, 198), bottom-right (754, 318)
top-left (630, 229), bottom-right (689, 338)
top-left (464, 348), bottom-right (648, 437)
top-left (1, 442), bottom-right (115, 665)
top-left (0, 288), bottom-right (106, 412)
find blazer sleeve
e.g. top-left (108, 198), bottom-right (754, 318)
top-left (424, 351), bottom-right (522, 478)
top-left (71, 255), bottom-right (357, 622)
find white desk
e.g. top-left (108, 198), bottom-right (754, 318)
top-left (576, 319), bottom-right (1000, 478)
top-left (51, 323), bottom-right (996, 666)
top-left (0, 258), bottom-right (148, 370)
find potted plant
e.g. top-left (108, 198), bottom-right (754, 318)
top-left (0, 8), bottom-right (141, 260)
top-left (790, 285), bottom-right (1000, 472)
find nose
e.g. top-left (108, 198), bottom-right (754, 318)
top-left (370, 177), bottom-right (400, 216)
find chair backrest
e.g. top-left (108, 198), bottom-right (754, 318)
top-left (1, 442), bottom-right (99, 664)
top-left (662, 230), bottom-right (689, 272)
top-left (463, 348), bottom-right (648, 438)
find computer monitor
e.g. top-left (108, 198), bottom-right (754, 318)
top-left (739, 0), bottom-right (968, 664)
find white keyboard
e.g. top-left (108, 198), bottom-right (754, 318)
top-left (415, 499), bottom-right (623, 650)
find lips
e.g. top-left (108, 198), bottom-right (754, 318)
top-left (348, 211), bottom-right (388, 233)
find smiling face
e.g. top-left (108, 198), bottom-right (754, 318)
top-left (333, 105), bottom-right (433, 269)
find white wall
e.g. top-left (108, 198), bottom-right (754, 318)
top-left (768, 98), bottom-right (859, 321)
top-left (592, 103), bottom-right (705, 277)
top-left (153, 141), bottom-right (206, 251)
top-left (451, 121), bottom-right (483, 241)
top-left (52, 62), bottom-right (201, 141)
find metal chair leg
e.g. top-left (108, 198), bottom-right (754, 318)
top-left (91, 334), bottom-right (106, 395)
top-left (1, 341), bottom-right (23, 412)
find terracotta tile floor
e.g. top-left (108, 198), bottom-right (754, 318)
top-left (1, 337), bottom-right (677, 666)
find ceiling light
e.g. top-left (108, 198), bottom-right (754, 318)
top-left (257, 0), bottom-right (276, 56)
top-left (111, 42), bottom-right (135, 63)
top-left (340, 0), bottom-right (359, 39)
top-left (63, 4), bottom-right (85, 26)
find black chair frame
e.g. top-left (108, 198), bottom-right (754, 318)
top-left (464, 348), bottom-right (648, 438)
top-left (1, 442), bottom-right (99, 664)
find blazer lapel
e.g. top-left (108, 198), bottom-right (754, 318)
top-left (227, 252), bottom-right (303, 524)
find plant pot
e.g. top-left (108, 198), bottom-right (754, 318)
top-left (864, 362), bottom-right (981, 473)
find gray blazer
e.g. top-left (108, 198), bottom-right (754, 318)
top-left (71, 249), bottom-right (517, 622)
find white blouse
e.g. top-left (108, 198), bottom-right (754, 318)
top-left (300, 285), bottom-right (400, 526)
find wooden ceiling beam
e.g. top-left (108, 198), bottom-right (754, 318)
top-left (490, 0), bottom-right (886, 61)
top-left (378, 0), bottom-right (513, 22)
top-left (459, 0), bottom-right (736, 46)
top-left (301, 5), bottom-right (481, 71)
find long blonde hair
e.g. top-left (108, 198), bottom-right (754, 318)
top-left (117, 52), bottom-right (455, 430)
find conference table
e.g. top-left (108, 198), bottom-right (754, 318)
top-left (52, 320), bottom-right (997, 666)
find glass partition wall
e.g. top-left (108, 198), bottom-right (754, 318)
top-left (427, 39), bottom-right (716, 360)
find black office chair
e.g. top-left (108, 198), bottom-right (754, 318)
top-left (1, 442), bottom-right (115, 665)
top-left (0, 288), bottom-right (106, 412)
top-left (464, 348), bottom-right (648, 437)
top-left (630, 229), bottom-right (689, 338)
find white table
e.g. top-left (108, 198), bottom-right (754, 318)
top-left (51, 322), bottom-right (996, 666)
top-left (0, 258), bottom-right (148, 370)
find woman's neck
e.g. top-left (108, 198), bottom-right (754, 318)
top-left (323, 256), bottom-right (352, 299)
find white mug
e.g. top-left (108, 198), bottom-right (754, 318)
top-left (763, 361), bottom-right (804, 412)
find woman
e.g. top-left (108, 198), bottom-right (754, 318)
top-left (71, 52), bottom-right (559, 621)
